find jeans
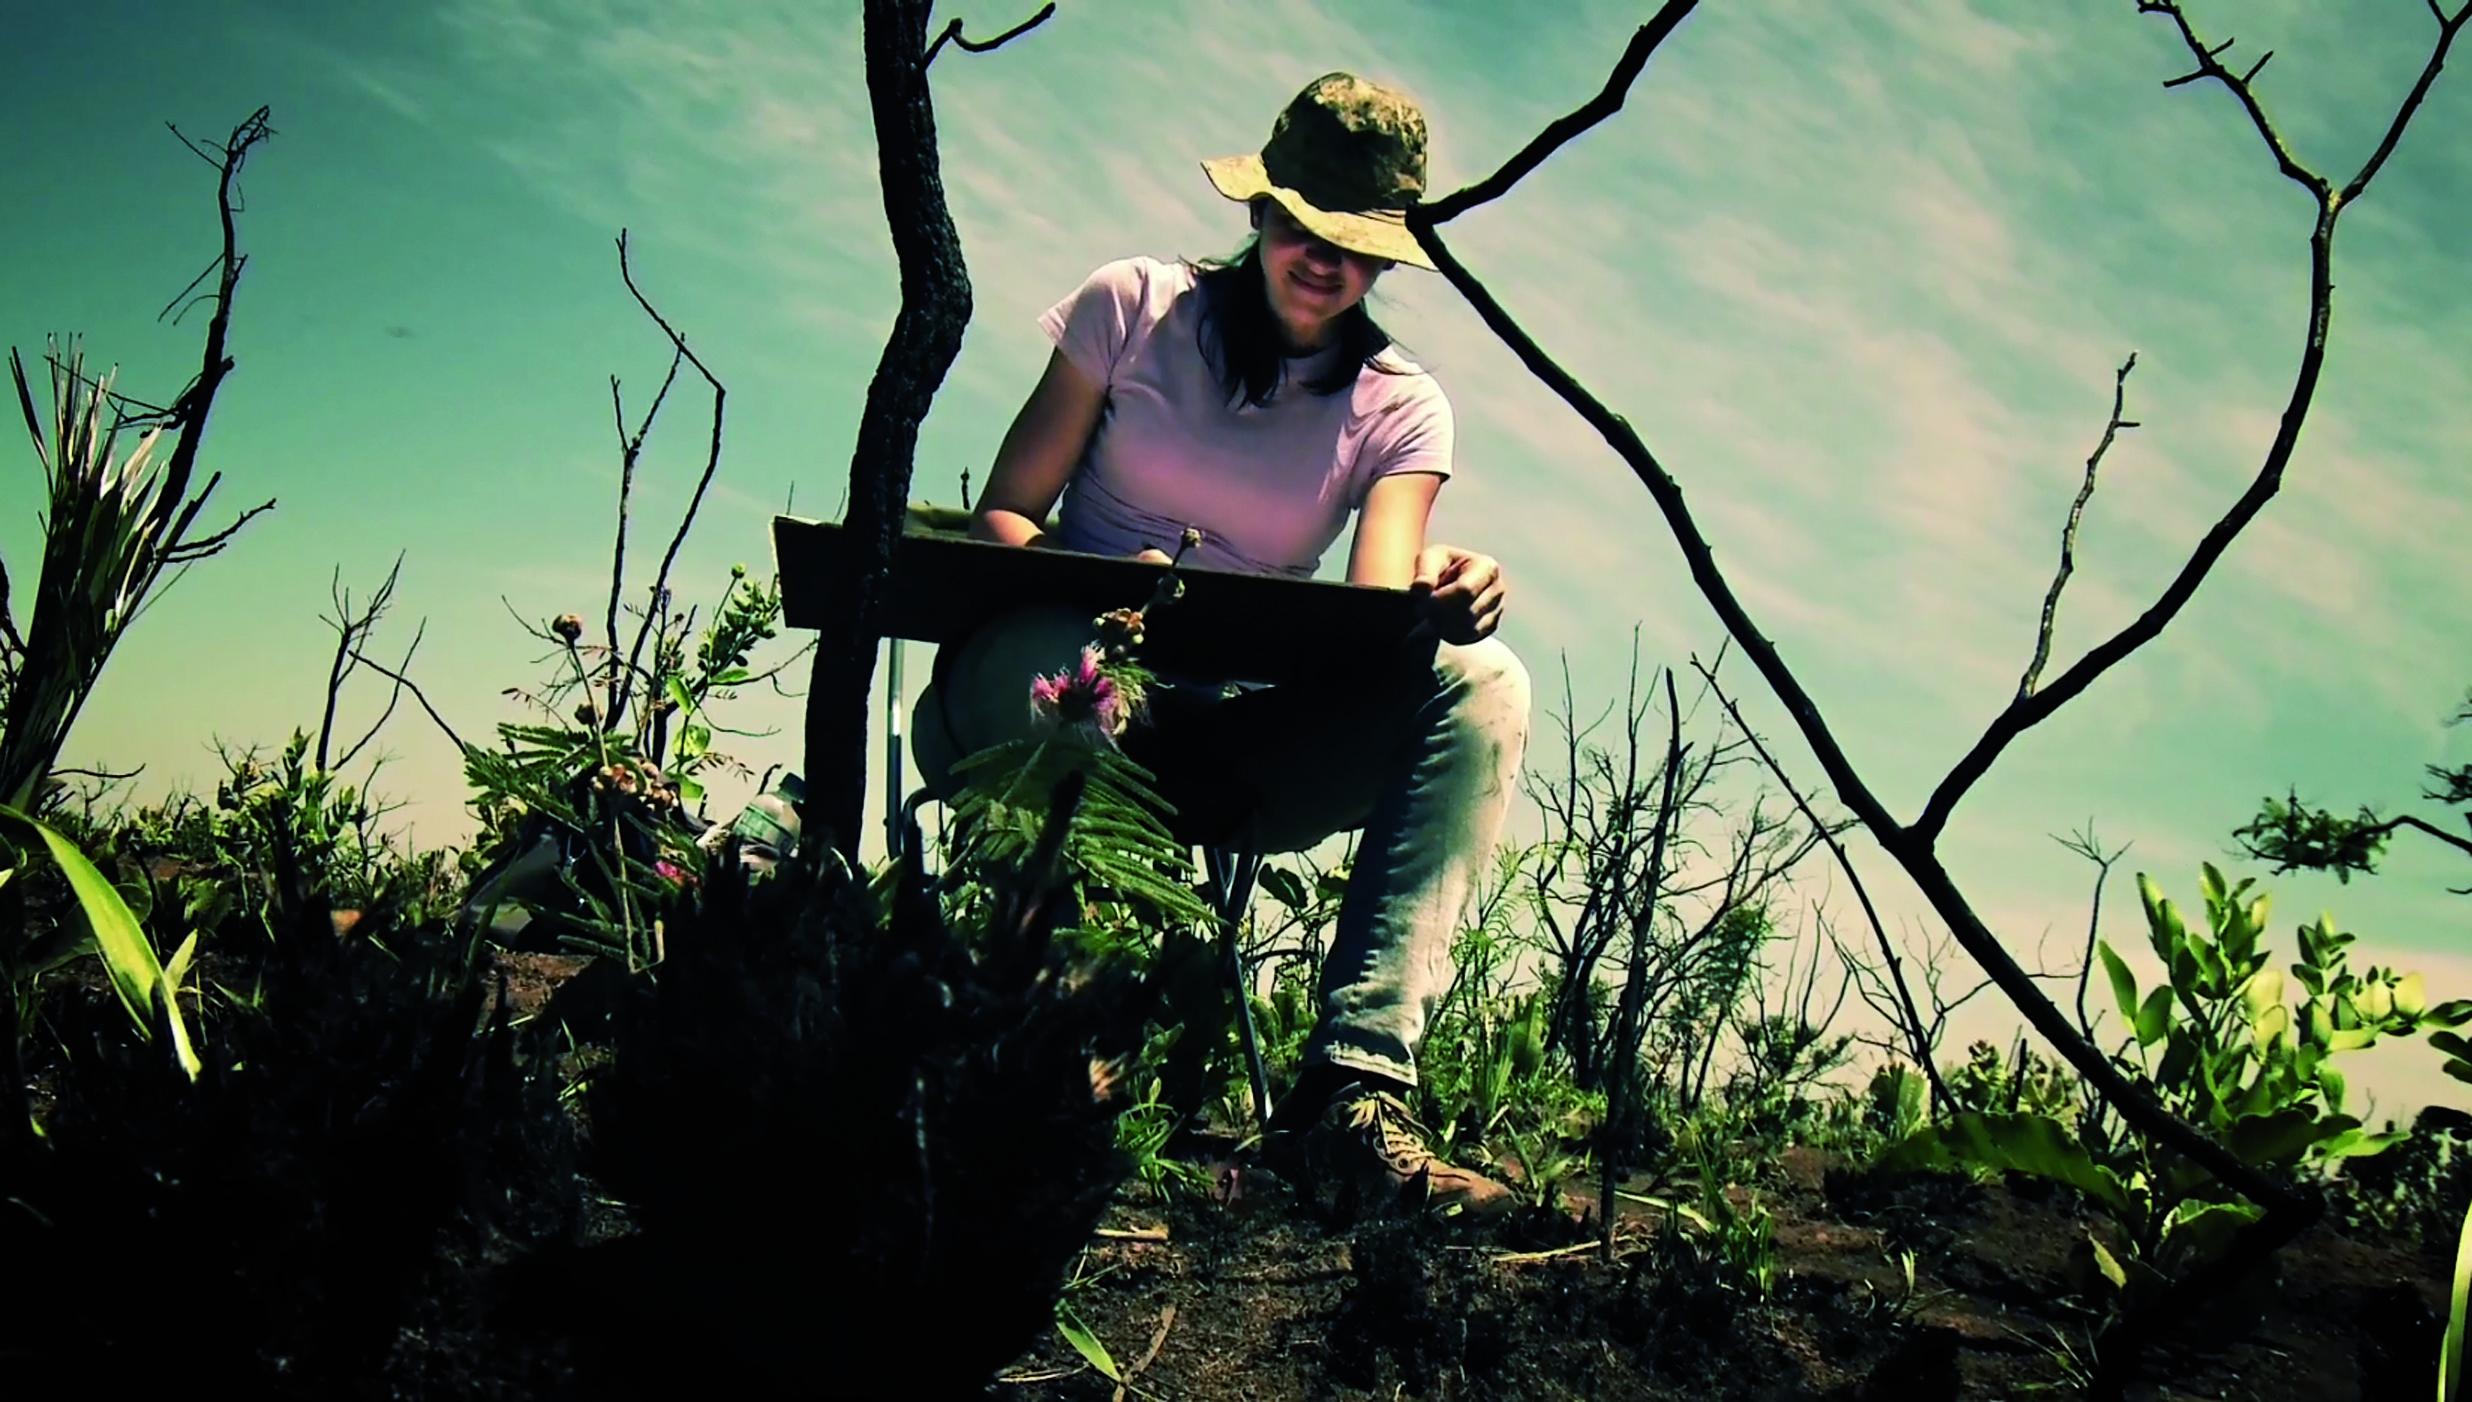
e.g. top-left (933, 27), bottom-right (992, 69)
top-left (910, 606), bottom-right (1531, 1086)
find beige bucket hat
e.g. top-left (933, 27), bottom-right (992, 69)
top-left (1201, 72), bottom-right (1436, 272)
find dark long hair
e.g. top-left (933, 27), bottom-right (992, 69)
top-left (1190, 240), bottom-right (1402, 410)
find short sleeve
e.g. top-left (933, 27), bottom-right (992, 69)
top-left (1357, 376), bottom-right (1455, 502)
top-left (1036, 258), bottom-right (1151, 387)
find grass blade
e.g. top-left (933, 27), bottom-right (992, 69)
top-left (0, 802), bottom-right (201, 1079)
top-left (2444, 1194), bottom-right (2471, 1402)
top-left (1057, 1303), bottom-right (1123, 1383)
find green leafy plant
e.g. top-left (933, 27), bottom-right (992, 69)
top-left (1890, 865), bottom-right (2470, 1291)
top-left (1863, 1062), bottom-right (1931, 1146)
top-left (944, 734), bottom-right (1211, 938)
top-left (1627, 1144), bottom-right (1780, 1302)
top-left (1943, 1038), bottom-right (2077, 1123)
top-left (2235, 685), bottom-right (2472, 891)
top-left (1850, 1246), bottom-right (1951, 1328)
top-left (1113, 1050), bottom-right (1214, 1200)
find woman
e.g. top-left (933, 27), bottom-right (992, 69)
top-left (913, 72), bottom-right (1530, 1218)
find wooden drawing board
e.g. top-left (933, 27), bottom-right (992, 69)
top-left (771, 515), bottom-right (1422, 684)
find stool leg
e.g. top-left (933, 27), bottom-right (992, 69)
top-left (1207, 847), bottom-right (1273, 1130)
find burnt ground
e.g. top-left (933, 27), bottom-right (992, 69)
top-left (20, 951), bottom-right (2450, 1399)
top-left (447, 955), bottom-right (2462, 1400)
top-left (993, 1147), bottom-right (2448, 1402)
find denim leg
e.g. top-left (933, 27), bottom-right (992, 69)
top-left (912, 609), bottom-right (1532, 1087)
top-left (1270, 639), bottom-right (1531, 1087)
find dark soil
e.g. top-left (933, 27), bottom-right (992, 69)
top-left (994, 1146), bottom-right (2448, 1401)
top-left (19, 949), bottom-right (2449, 1399)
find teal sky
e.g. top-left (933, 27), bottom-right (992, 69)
top-left (7, 1), bottom-right (2468, 1114)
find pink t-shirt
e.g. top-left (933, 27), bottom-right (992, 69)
top-left (1037, 256), bottom-right (1454, 578)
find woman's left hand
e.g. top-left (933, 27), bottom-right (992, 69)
top-left (1410, 544), bottom-right (1506, 644)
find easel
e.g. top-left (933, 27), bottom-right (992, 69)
top-left (772, 512), bottom-right (1420, 1128)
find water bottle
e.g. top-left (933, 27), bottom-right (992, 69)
top-left (729, 772), bottom-right (804, 873)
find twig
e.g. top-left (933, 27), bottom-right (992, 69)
top-left (336, 618), bottom-right (427, 771)
top-left (1093, 1224), bottom-right (1168, 1242)
top-left (2347, 1), bottom-right (2472, 203)
top-left (2138, 4), bottom-right (2324, 196)
top-left (2019, 354), bottom-right (2138, 701)
top-left (316, 554), bottom-right (404, 771)
top-left (1110, 1303), bottom-right (1176, 1402)
top-left (1601, 668), bottom-right (1684, 1258)
top-left (1484, 1239), bottom-right (1603, 1266)
top-left (156, 490), bottom-right (275, 562)
top-left (345, 647), bottom-right (468, 753)
top-left (48, 764), bottom-right (144, 783)
top-left (2055, 823), bottom-right (2132, 1042)
top-left (605, 349), bottom-right (685, 719)
top-left (609, 230), bottom-right (726, 736)
top-left (922, 2), bottom-right (1056, 68)
top-left (1691, 656), bottom-right (1950, 1111)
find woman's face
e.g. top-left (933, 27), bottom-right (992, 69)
top-left (1253, 199), bottom-right (1390, 350)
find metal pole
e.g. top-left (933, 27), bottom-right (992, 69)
top-left (885, 637), bottom-right (905, 859)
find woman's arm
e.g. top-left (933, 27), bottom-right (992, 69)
top-left (972, 348), bottom-right (1108, 549)
top-left (1346, 470), bottom-right (1444, 588)
top-left (1349, 471), bottom-right (1507, 643)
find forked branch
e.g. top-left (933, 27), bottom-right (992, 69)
top-left (1916, 0), bottom-right (2465, 841)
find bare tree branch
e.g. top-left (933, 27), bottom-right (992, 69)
top-left (922, 1), bottom-right (1057, 68)
top-left (1918, 3), bottom-right (2460, 843)
top-left (1692, 654), bottom-right (1950, 1111)
top-left (1419, 0), bottom-right (1703, 224)
top-left (2137, 4), bottom-right (2326, 197)
top-left (152, 107), bottom-right (272, 512)
top-left (1602, 667), bottom-right (1683, 1257)
top-left (1404, 5), bottom-right (2436, 1306)
top-left (2019, 354), bottom-right (2137, 701)
top-left (49, 764), bottom-right (145, 784)
top-left (156, 486), bottom-right (276, 562)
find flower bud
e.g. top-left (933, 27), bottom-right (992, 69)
top-left (552, 614), bottom-right (585, 643)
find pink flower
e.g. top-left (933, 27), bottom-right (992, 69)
top-left (654, 858), bottom-right (696, 888)
top-left (1029, 646), bottom-right (1131, 740)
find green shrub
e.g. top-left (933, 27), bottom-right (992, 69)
top-left (1888, 864), bottom-right (2472, 1293)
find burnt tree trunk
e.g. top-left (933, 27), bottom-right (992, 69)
top-left (803, 0), bottom-right (973, 859)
